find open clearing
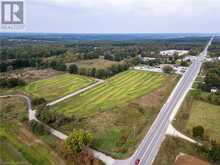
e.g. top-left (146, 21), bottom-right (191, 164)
top-left (23, 73), bottom-right (95, 101)
top-left (67, 59), bottom-right (120, 69)
top-left (186, 101), bottom-right (220, 141)
top-left (173, 94), bottom-right (220, 142)
top-left (50, 70), bottom-right (178, 158)
top-left (153, 137), bottom-right (211, 165)
top-left (0, 68), bottom-right (62, 83)
top-left (174, 154), bottom-right (212, 165)
top-left (0, 97), bottom-right (65, 165)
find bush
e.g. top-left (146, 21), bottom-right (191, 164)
top-left (207, 141), bottom-right (220, 163)
top-left (36, 109), bottom-right (56, 124)
top-left (36, 109), bottom-right (74, 127)
top-left (162, 65), bottom-right (174, 74)
top-left (0, 78), bottom-right (25, 88)
top-left (68, 64), bottom-right (78, 74)
top-left (31, 97), bottom-right (47, 106)
top-left (192, 125), bottom-right (204, 139)
top-left (64, 129), bottom-right (93, 154)
top-left (18, 112), bottom-right (28, 122)
top-left (29, 120), bottom-right (46, 135)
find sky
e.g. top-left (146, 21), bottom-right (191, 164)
top-left (6, 0), bottom-right (220, 33)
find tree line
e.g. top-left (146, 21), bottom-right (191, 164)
top-left (68, 57), bottom-right (139, 79)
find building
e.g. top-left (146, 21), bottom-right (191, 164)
top-left (210, 87), bottom-right (219, 93)
top-left (141, 57), bottom-right (156, 61)
top-left (160, 50), bottom-right (189, 57)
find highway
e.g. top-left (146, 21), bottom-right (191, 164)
top-left (128, 37), bottom-right (214, 165)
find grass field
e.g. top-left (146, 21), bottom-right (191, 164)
top-left (67, 59), bottom-right (119, 69)
top-left (49, 70), bottom-right (178, 158)
top-left (52, 70), bottom-right (166, 116)
top-left (23, 73), bottom-right (95, 101)
top-left (0, 97), bottom-right (65, 165)
top-left (186, 101), bottom-right (220, 141)
top-left (173, 93), bottom-right (220, 143)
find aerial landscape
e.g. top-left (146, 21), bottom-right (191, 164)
top-left (0, 0), bottom-right (220, 165)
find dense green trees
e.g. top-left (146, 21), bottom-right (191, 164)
top-left (66, 57), bottom-right (138, 79)
top-left (208, 37), bottom-right (220, 58)
top-left (1, 37), bottom-right (209, 73)
top-left (200, 62), bottom-right (220, 92)
top-left (0, 77), bottom-right (26, 88)
top-left (50, 60), bottom-right (67, 71)
top-left (68, 64), bottom-right (78, 74)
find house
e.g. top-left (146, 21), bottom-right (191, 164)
top-left (210, 87), bottom-right (219, 93)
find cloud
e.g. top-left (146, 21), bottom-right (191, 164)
top-left (26, 0), bottom-right (220, 33)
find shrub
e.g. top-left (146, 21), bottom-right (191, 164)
top-left (162, 65), bottom-right (174, 74)
top-left (31, 97), bottom-right (47, 106)
top-left (18, 112), bottom-right (28, 122)
top-left (64, 129), bottom-right (93, 154)
top-left (68, 64), bottom-right (78, 74)
top-left (36, 109), bottom-right (74, 127)
top-left (207, 141), bottom-right (220, 163)
top-left (0, 78), bottom-right (25, 88)
top-left (29, 120), bottom-right (46, 135)
top-left (192, 125), bottom-right (204, 139)
top-left (36, 110), bottom-right (56, 124)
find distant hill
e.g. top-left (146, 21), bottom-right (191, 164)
top-left (0, 33), bottom-right (215, 42)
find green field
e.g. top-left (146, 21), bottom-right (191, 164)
top-left (186, 101), bottom-right (220, 141)
top-left (173, 93), bottom-right (220, 143)
top-left (67, 59), bottom-right (120, 69)
top-left (23, 73), bottom-right (95, 101)
top-left (52, 70), bottom-right (166, 116)
top-left (49, 70), bottom-right (177, 158)
top-left (0, 97), bottom-right (65, 165)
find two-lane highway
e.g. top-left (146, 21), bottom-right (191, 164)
top-left (128, 37), bottom-right (214, 165)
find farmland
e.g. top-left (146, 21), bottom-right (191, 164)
top-left (0, 97), bottom-right (65, 165)
top-left (49, 70), bottom-right (178, 158)
top-left (23, 73), bottom-right (95, 101)
top-left (52, 70), bottom-right (166, 116)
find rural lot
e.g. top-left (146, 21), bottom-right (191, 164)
top-left (47, 70), bottom-right (178, 158)
top-left (1, 34), bottom-right (219, 165)
top-left (0, 97), bottom-right (66, 165)
top-left (23, 73), bottom-right (95, 101)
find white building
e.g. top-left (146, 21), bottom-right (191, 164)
top-left (160, 50), bottom-right (189, 57)
top-left (211, 87), bottom-right (219, 93)
top-left (142, 57), bottom-right (156, 61)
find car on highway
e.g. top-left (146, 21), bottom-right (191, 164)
top-left (135, 159), bottom-right (140, 165)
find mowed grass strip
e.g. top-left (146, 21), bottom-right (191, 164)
top-left (52, 70), bottom-right (166, 116)
top-left (23, 73), bottom-right (95, 101)
top-left (186, 101), bottom-right (220, 141)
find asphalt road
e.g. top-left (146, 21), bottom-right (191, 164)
top-left (128, 37), bottom-right (214, 165)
